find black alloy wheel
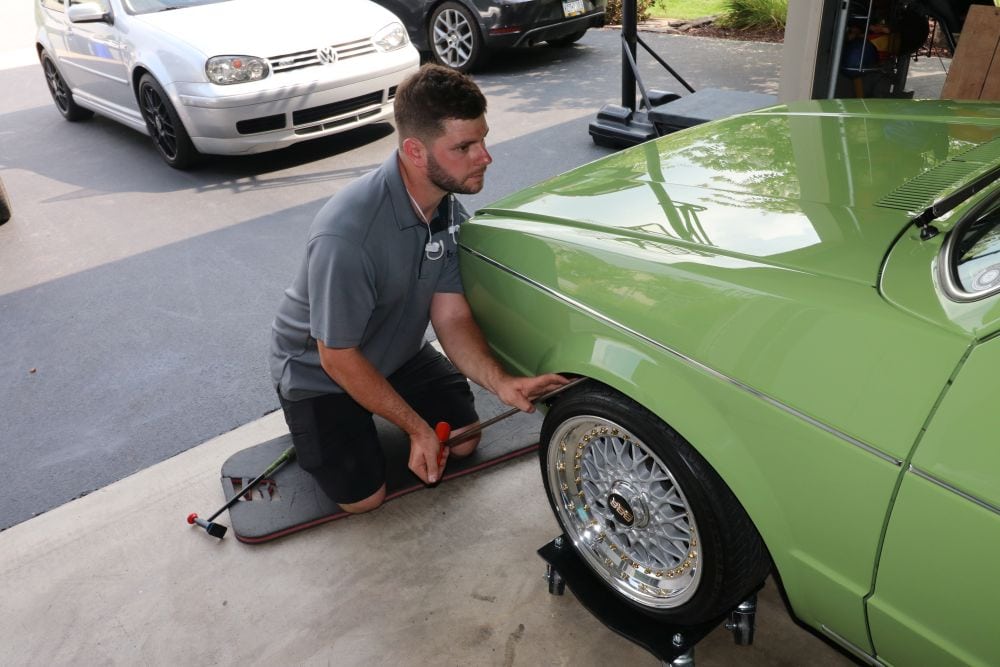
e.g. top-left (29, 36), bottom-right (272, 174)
top-left (40, 51), bottom-right (93, 121)
top-left (540, 382), bottom-right (772, 623)
top-left (137, 73), bottom-right (198, 169)
top-left (429, 1), bottom-right (485, 73)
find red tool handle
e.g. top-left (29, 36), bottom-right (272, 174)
top-left (435, 421), bottom-right (451, 467)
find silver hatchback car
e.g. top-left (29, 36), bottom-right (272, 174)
top-left (35, 0), bottom-right (420, 168)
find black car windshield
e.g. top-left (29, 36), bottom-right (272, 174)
top-left (124, 0), bottom-right (230, 14)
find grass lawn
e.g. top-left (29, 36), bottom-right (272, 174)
top-left (650, 0), bottom-right (728, 19)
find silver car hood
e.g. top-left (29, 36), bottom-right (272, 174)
top-left (134, 0), bottom-right (403, 57)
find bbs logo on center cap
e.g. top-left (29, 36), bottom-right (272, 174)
top-left (317, 46), bottom-right (338, 65)
top-left (608, 493), bottom-right (635, 526)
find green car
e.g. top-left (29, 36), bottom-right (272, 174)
top-left (459, 99), bottom-right (1000, 666)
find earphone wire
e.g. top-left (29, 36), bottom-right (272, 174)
top-left (408, 189), bottom-right (444, 261)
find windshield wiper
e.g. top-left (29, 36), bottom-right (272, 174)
top-left (914, 164), bottom-right (1000, 240)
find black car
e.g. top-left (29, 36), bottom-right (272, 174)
top-left (373, 0), bottom-right (607, 72)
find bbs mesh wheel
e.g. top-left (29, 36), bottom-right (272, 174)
top-left (540, 383), bottom-right (770, 623)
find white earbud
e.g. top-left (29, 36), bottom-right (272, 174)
top-left (425, 241), bottom-right (441, 253)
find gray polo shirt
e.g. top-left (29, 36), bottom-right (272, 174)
top-left (270, 150), bottom-right (468, 400)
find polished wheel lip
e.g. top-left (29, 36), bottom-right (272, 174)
top-left (42, 57), bottom-right (70, 114)
top-left (140, 83), bottom-right (179, 161)
top-left (547, 414), bottom-right (702, 609)
top-left (432, 8), bottom-right (475, 69)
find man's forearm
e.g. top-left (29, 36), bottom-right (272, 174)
top-left (430, 293), bottom-right (511, 392)
top-left (431, 310), bottom-right (508, 393)
top-left (317, 342), bottom-right (429, 437)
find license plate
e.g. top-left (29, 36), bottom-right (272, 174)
top-left (563, 0), bottom-right (585, 17)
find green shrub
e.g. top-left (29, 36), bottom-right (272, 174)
top-left (718, 0), bottom-right (787, 29)
top-left (606, 0), bottom-right (656, 24)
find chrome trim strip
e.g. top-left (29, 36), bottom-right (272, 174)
top-left (820, 625), bottom-right (884, 666)
top-left (910, 465), bottom-right (1000, 516)
top-left (463, 247), bottom-right (902, 466)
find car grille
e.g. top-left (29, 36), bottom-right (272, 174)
top-left (292, 91), bottom-right (384, 127)
top-left (236, 113), bottom-right (286, 135)
top-left (234, 89), bottom-right (393, 137)
top-left (268, 38), bottom-right (378, 74)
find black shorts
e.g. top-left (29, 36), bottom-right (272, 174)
top-left (277, 345), bottom-right (478, 504)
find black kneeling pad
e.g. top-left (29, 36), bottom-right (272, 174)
top-left (221, 385), bottom-right (542, 543)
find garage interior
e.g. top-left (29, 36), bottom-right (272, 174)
top-left (783, 0), bottom-right (1000, 102)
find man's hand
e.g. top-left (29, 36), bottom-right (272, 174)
top-left (408, 425), bottom-right (448, 484)
top-left (494, 373), bottom-right (571, 413)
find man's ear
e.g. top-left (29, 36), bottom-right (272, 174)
top-left (401, 136), bottom-right (427, 167)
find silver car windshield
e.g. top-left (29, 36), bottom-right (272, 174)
top-left (123, 0), bottom-right (231, 14)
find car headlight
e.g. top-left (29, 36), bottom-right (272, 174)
top-left (205, 55), bottom-right (269, 85)
top-left (373, 22), bottom-right (409, 52)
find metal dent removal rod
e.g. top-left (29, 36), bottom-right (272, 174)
top-left (187, 445), bottom-right (296, 539)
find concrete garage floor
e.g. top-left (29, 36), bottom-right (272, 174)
top-left (1, 412), bottom-right (854, 666)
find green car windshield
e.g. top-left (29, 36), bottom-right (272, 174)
top-left (951, 194), bottom-right (1000, 299)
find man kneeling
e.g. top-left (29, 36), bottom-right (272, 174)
top-left (269, 64), bottom-right (567, 513)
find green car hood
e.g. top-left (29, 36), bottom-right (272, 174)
top-left (477, 99), bottom-right (1000, 285)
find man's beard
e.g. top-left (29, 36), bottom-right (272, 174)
top-left (427, 152), bottom-right (484, 195)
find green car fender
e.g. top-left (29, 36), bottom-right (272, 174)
top-left (463, 246), bottom-right (894, 651)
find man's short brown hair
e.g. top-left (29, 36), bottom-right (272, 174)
top-left (394, 64), bottom-right (487, 144)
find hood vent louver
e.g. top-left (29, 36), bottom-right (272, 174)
top-left (876, 137), bottom-right (1000, 213)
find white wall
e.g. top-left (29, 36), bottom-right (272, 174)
top-left (779, 0), bottom-right (828, 102)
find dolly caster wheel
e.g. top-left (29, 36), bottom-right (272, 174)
top-left (662, 633), bottom-right (695, 666)
top-left (545, 564), bottom-right (566, 595)
top-left (665, 648), bottom-right (694, 666)
top-left (725, 594), bottom-right (758, 645)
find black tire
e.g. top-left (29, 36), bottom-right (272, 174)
top-left (137, 73), bottom-right (198, 169)
top-left (40, 50), bottom-right (93, 121)
top-left (0, 177), bottom-right (11, 225)
top-left (539, 382), bottom-right (771, 623)
top-left (428, 1), bottom-right (485, 73)
top-left (546, 29), bottom-right (588, 47)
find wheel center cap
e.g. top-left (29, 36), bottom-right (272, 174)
top-left (608, 481), bottom-right (648, 528)
top-left (154, 116), bottom-right (163, 132)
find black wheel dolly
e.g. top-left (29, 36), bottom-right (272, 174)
top-left (538, 534), bottom-right (760, 666)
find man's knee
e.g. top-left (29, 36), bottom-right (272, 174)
top-left (449, 428), bottom-right (481, 458)
top-left (338, 483), bottom-right (387, 514)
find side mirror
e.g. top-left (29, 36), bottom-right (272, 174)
top-left (67, 3), bottom-right (112, 24)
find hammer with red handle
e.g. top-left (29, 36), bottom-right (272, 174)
top-left (434, 377), bottom-right (585, 467)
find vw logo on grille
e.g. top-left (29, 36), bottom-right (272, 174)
top-left (316, 46), bottom-right (338, 65)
